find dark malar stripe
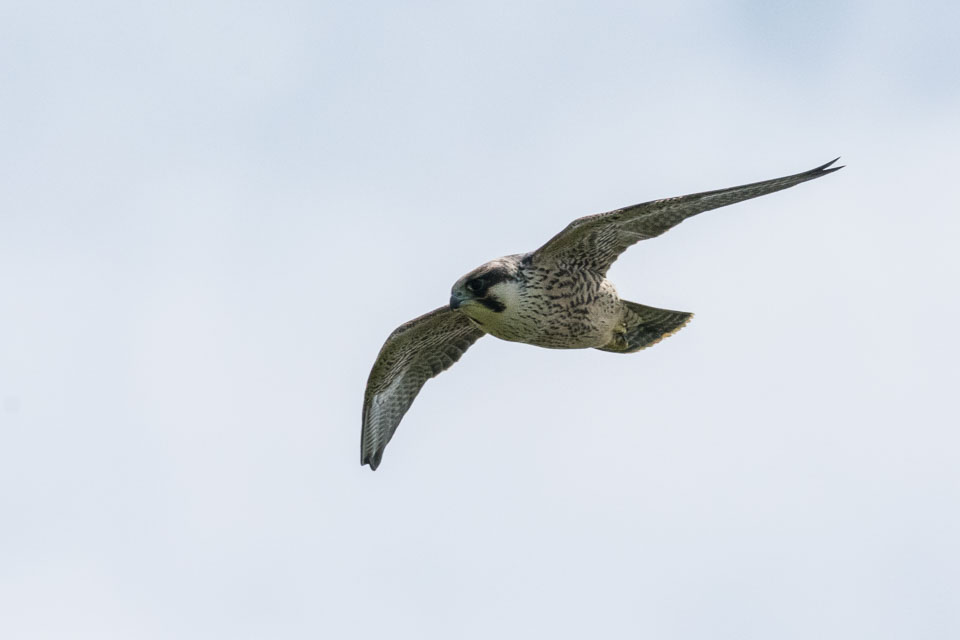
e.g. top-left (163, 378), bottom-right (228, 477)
top-left (478, 297), bottom-right (506, 313)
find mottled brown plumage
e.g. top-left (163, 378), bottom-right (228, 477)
top-left (361, 308), bottom-right (483, 471)
top-left (361, 159), bottom-right (842, 469)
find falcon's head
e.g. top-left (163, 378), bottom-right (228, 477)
top-left (449, 256), bottom-right (523, 324)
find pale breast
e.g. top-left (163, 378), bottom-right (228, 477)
top-left (488, 264), bottom-right (622, 349)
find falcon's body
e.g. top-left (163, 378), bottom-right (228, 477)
top-left (361, 159), bottom-right (842, 469)
top-left (451, 254), bottom-right (623, 349)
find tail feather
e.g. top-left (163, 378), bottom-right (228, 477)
top-left (597, 300), bottom-right (693, 354)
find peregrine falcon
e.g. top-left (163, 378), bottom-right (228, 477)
top-left (361, 158), bottom-right (842, 469)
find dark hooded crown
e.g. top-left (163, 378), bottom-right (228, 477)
top-left (463, 265), bottom-right (514, 297)
top-left (452, 258), bottom-right (524, 314)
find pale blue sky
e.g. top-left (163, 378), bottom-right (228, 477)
top-left (1, 2), bottom-right (958, 639)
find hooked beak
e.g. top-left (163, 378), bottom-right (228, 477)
top-left (449, 293), bottom-right (464, 310)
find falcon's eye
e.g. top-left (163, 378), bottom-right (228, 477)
top-left (465, 278), bottom-right (484, 294)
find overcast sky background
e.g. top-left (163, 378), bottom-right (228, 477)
top-left (2, 2), bottom-right (959, 639)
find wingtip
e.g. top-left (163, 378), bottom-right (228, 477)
top-left (814, 157), bottom-right (844, 174)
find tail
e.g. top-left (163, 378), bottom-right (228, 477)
top-left (597, 300), bottom-right (693, 354)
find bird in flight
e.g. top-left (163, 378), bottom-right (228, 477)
top-left (361, 158), bottom-right (843, 470)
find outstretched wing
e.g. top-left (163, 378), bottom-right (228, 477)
top-left (533, 158), bottom-right (843, 274)
top-left (361, 306), bottom-right (485, 470)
